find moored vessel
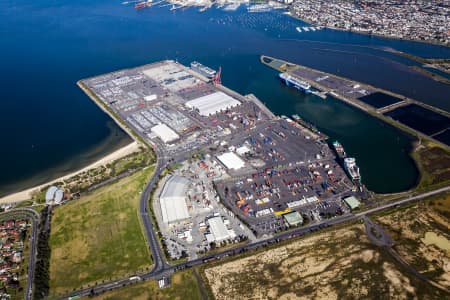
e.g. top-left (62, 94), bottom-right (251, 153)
top-left (279, 72), bottom-right (311, 93)
top-left (332, 141), bottom-right (346, 160)
top-left (190, 61), bottom-right (216, 78)
top-left (344, 157), bottom-right (361, 182)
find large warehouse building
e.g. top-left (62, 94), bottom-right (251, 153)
top-left (159, 175), bottom-right (190, 225)
top-left (151, 123), bottom-right (180, 144)
top-left (217, 152), bottom-right (245, 170)
top-left (207, 216), bottom-right (231, 242)
top-left (185, 91), bottom-right (241, 116)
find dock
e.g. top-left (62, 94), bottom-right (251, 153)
top-left (261, 55), bottom-right (450, 149)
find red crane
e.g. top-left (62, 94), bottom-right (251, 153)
top-left (212, 66), bottom-right (222, 85)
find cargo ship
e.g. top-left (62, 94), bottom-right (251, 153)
top-left (279, 73), bottom-right (311, 93)
top-left (332, 141), bottom-right (346, 160)
top-left (344, 157), bottom-right (361, 182)
top-left (190, 61), bottom-right (216, 78)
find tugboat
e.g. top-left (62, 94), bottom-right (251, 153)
top-left (332, 141), bottom-right (346, 161)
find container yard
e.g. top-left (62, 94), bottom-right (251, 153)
top-left (80, 60), bottom-right (367, 244)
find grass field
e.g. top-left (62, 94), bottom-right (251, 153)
top-left (413, 141), bottom-right (450, 191)
top-left (89, 270), bottom-right (202, 300)
top-left (48, 166), bottom-right (155, 297)
top-left (202, 223), bottom-right (446, 300)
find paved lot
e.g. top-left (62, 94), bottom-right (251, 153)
top-left (82, 60), bottom-right (368, 248)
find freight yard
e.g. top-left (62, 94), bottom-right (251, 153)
top-left (80, 60), bottom-right (368, 260)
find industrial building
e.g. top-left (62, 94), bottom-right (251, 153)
top-left (216, 152), bottom-right (245, 170)
top-left (81, 60), bottom-right (367, 240)
top-left (283, 211), bottom-right (303, 226)
top-left (185, 91), bottom-right (241, 116)
top-left (159, 175), bottom-right (190, 225)
top-left (151, 123), bottom-right (180, 144)
top-left (344, 196), bottom-right (361, 211)
top-left (206, 216), bottom-right (232, 243)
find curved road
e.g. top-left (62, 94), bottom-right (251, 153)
top-left (138, 148), bottom-right (170, 276)
top-left (62, 173), bottom-right (450, 299)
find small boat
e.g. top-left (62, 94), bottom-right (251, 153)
top-left (134, 0), bottom-right (152, 9)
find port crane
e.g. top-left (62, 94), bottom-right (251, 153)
top-left (212, 66), bottom-right (222, 85)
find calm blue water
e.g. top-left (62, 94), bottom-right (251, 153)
top-left (1, 0), bottom-right (449, 195)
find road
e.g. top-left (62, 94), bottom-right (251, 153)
top-left (363, 215), bottom-right (449, 293)
top-left (61, 176), bottom-right (450, 299)
top-left (139, 145), bottom-right (170, 276)
top-left (363, 216), bottom-right (394, 247)
top-left (0, 208), bottom-right (39, 300)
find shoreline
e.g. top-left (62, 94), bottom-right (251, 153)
top-left (0, 141), bottom-right (141, 204)
top-left (287, 10), bottom-right (450, 49)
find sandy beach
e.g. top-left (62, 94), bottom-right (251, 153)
top-left (0, 141), bottom-right (141, 204)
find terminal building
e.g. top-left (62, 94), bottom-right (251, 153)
top-left (159, 175), bottom-right (190, 225)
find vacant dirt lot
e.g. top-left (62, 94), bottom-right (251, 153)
top-left (203, 224), bottom-right (444, 300)
top-left (376, 195), bottom-right (450, 288)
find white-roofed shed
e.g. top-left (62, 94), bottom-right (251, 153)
top-left (208, 216), bottom-right (230, 242)
top-left (185, 92), bottom-right (241, 116)
top-left (160, 175), bottom-right (190, 225)
top-left (151, 124), bottom-right (179, 144)
top-left (217, 152), bottom-right (245, 170)
top-left (45, 186), bottom-right (58, 204)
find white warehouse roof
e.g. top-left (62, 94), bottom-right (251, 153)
top-left (45, 186), bottom-right (58, 203)
top-left (45, 186), bottom-right (64, 204)
top-left (236, 145), bottom-right (250, 156)
top-left (185, 91), bottom-right (241, 116)
top-left (217, 152), bottom-right (245, 170)
top-left (208, 216), bottom-right (230, 242)
top-left (54, 190), bottom-right (64, 204)
top-left (160, 175), bottom-right (190, 224)
top-left (151, 123), bottom-right (179, 144)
